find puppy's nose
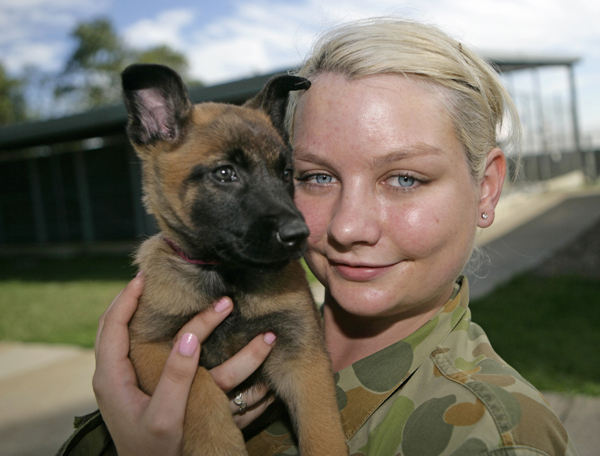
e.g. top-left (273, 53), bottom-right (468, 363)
top-left (276, 220), bottom-right (309, 249)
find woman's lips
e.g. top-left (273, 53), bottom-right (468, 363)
top-left (329, 260), bottom-right (398, 281)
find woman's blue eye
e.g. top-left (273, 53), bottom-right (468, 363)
top-left (398, 176), bottom-right (415, 187)
top-left (315, 174), bottom-right (333, 184)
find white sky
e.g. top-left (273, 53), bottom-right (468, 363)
top-left (1, 0), bottom-right (600, 143)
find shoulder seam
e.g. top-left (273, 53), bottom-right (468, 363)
top-left (479, 446), bottom-right (550, 455)
top-left (431, 352), bottom-right (516, 438)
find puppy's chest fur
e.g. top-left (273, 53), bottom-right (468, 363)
top-left (130, 234), bottom-right (313, 372)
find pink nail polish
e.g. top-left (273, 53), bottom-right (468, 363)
top-left (263, 332), bottom-right (276, 345)
top-left (213, 298), bottom-right (231, 313)
top-left (178, 333), bottom-right (198, 357)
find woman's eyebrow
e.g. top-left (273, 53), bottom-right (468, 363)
top-left (293, 149), bottom-right (335, 167)
top-left (372, 145), bottom-right (443, 167)
top-left (293, 144), bottom-right (443, 168)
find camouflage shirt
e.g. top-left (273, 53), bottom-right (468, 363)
top-left (246, 277), bottom-right (579, 456)
top-left (59, 277), bottom-right (578, 456)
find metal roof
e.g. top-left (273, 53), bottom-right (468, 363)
top-left (0, 54), bottom-right (580, 153)
top-left (484, 53), bottom-right (580, 72)
top-left (0, 71), bottom-right (281, 152)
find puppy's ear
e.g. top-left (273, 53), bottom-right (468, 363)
top-left (121, 64), bottom-right (192, 147)
top-left (244, 75), bottom-right (310, 144)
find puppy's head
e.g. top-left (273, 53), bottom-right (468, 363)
top-left (122, 64), bottom-right (311, 268)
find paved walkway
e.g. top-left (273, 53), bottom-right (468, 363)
top-left (468, 185), bottom-right (600, 299)
top-left (1, 174), bottom-right (599, 456)
top-left (0, 343), bottom-right (96, 455)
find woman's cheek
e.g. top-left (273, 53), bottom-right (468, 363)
top-left (388, 204), bottom-right (451, 258)
top-left (296, 197), bottom-right (327, 244)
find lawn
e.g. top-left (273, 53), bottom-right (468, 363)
top-left (1, 255), bottom-right (598, 395)
top-left (0, 255), bottom-right (136, 348)
top-left (470, 272), bottom-right (600, 396)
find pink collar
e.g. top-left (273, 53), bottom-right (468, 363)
top-left (164, 238), bottom-right (219, 266)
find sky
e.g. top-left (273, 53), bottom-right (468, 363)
top-left (1, 0), bottom-right (600, 146)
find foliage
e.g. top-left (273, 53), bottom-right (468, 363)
top-left (54, 17), bottom-right (197, 110)
top-left (0, 62), bottom-right (26, 124)
top-left (1, 17), bottom-right (200, 122)
top-left (54, 18), bottom-right (126, 108)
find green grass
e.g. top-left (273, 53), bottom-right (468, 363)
top-left (1, 256), bottom-right (598, 395)
top-left (471, 273), bottom-right (600, 396)
top-left (0, 255), bottom-right (314, 349)
top-left (0, 255), bottom-right (135, 348)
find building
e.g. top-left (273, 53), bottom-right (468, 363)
top-left (0, 55), bottom-right (596, 252)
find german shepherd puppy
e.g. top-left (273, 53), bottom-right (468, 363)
top-left (121, 64), bottom-right (348, 456)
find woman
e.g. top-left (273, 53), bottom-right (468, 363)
top-left (60, 18), bottom-right (578, 456)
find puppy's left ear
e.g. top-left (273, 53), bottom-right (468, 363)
top-left (244, 75), bottom-right (310, 144)
top-left (122, 63), bottom-right (192, 147)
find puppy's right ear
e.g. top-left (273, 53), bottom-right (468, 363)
top-left (121, 64), bottom-right (192, 147)
top-left (244, 75), bottom-right (310, 145)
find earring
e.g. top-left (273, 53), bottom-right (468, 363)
top-left (482, 212), bottom-right (488, 220)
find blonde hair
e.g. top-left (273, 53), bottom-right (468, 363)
top-left (287, 18), bottom-right (521, 182)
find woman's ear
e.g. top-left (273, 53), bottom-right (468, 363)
top-left (478, 147), bottom-right (506, 228)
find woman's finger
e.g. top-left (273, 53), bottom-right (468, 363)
top-left (227, 383), bottom-right (270, 415)
top-left (93, 274), bottom-right (145, 401)
top-left (95, 273), bottom-right (144, 359)
top-left (175, 297), bottom-right (234, 343)
top-left (233, 390), bottom-right (276, 429)
top-left (210, 332), bottom-right (276, 393)
top-left (146, 333), bottom-right (201, 431)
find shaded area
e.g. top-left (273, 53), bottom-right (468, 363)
top-left (536, 214), bottom-right (600, 278)
top-left (468, 192), bottom-right (600, 300)
top-left (0, 254), bottom-right (136, 281)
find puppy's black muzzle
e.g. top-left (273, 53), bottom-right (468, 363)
top-left (277, 219), bottom-right (310, 250)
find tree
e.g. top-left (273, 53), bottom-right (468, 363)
top-left (55, 17), bottom-right (197, 111)
top-left (137, 46), bottom-right (188, 74)
top-left (54, 18), bottom-right (126, 109)
top-left (0, 62), bottom-right (26, 124)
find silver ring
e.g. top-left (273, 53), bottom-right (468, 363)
top-left (233, 391), bottom-right (247, 413)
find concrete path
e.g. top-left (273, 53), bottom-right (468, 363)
top-left (468, 187), bottom-right (600, 299)
top-left (0, 343), bottom-right (96, 455)
top-left (1, 175), bottom-right (599, 456)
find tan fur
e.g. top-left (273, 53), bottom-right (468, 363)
top-left (128, 99), bottom-right (348, 455)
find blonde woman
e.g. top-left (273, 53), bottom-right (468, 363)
top-left (61, 18), bottom-right (578, 456)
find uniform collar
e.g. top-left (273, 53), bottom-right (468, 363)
top-left (336, 277), bottom-right (469, 439)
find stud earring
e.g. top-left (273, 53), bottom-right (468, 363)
top-left (482, 213), bottom-right (488, 220)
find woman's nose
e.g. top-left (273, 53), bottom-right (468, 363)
top-left (327, 188), bottom-right (381, 248)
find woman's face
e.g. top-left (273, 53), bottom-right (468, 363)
top-left (293, 73), bottom-right (480, 320)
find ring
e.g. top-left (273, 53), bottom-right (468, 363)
top-left (233, 391), bottom-right (247, 413)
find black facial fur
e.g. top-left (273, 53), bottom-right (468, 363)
top-left (243, 75), bottom-right (311, 145)
top-left (121, 64), bottom-right (311, 266)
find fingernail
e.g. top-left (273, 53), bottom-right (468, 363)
top-left (213, 297), bottom-right (231, 313)
top-left (263, 332), bottom-right (276, 345)
top-left (136, 270), bottom-right (143, 277)
top-left (178, 333), bottom-right (198, 357)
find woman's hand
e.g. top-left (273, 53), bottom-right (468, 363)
top-left (182, 299), bottom-right (277, 429)
top-left (92, 274), bottom-right (276, 456)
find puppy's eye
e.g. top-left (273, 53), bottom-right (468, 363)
top-left (213, 166), bottom-right (237, 183)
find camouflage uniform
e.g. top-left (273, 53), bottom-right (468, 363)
top-left (58, 277), bottom-right (578, 456)
top-left (246, 277), bottom-right (579, 456)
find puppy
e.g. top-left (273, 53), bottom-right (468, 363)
top-left (121, 64), bottom-right (348, 456)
